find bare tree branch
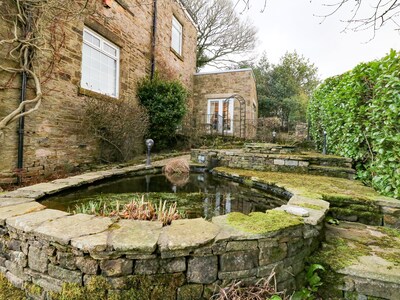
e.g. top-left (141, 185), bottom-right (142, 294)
top-left (182, 0), bottom-right (258, 69)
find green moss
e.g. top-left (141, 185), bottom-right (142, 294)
top-left (0, 274), bottom-right (26, 300)
top-left (226, 210), bottom-right (303, 234)
top-left (242, 179), bottom-right (254, 187)
top-left (296, 203), bottom-right (324, 210)
top-left (311, 238), bottom-right (369, 270)
top-left (215, 167), bottom-right (387, 201)
top-left (49, 274), bottom-right (185, 300)
top-left (25, 283), bottom-right (42, 297)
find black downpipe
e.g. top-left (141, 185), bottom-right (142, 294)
top-left (17, 72), bottom-right (27, 185)
top-left (150, 0), bottom-right (158, 80)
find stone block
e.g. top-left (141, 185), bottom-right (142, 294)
top-left (273, 159), bottom-right (285, 166)
top-left (259, 243), bottom-right (287, 265)
top-left (135, 257), bottom-right (186, 275)
top-left (287, 238), bottom-right (304, 257)
top-left (218, 268), bottom-right (257, 280)
top-left (28, 246), bottom-right (48, 273)
top-left (220, 250), bottom-right (258, 272)
top-left (226, 240), bottom-right (258, 252)
top-left (9, 250), bottom-right (27, 268)
top-left (5, 271), bottom-right (24, 289)
top-left (100, 259), bottom-right (133, 277)
top-left (48, 264), bottom-right (82, 284)
top-left (75, 257), bottom-right (98, 275)
top-left (187, 256), bottom-right (218, 284)
top-left (284, 160), bottom-right (299, 167)
top-left (57, 252), bottom-right (76, 270)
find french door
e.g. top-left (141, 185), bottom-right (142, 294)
top-left (207, 99), bottom-right (234, 134)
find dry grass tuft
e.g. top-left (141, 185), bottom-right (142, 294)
top-left (211, 270), bottom-right (289, 300)
top-left (163, 158), bottom-right (190, 174)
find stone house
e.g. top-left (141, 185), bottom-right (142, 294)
top-left (193, 69), bottom-right (258, 139)
top-left (0, 0), bottom-right (257, 185)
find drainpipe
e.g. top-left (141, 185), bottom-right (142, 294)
top-left (16, 72), bottom-right (27, 185)
top-left (150, 0), bottom-right (158, 80)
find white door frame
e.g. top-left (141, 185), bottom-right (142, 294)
top-left (207, 98), bottom-right (234, 134)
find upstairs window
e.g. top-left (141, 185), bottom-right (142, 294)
top-left (171, 16), bottom-right (183, 56)
top-left (81, 27), bottom-right (120, 97)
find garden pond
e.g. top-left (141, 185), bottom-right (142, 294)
top-left (42, 172), bottom-right (287, 219)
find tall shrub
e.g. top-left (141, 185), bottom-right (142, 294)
top-left (309, 50), bottom-right (400, 199)
top-left (137, 76), bottom-right (188, 150)
top-left (84, 98), bottom-right (149, 163)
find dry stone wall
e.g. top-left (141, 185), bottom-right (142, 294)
top-left (0, 164), bottom-right (328, 299)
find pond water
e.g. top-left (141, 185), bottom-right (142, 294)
top-left (42, 173), bottom-right (287, 219)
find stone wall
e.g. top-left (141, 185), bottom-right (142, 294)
top-left (191, 149), bottom-right (356, 180)
top-left (193, 69), bottom-right (258, 139)
top-left (0, 0), bottom-right (197, 185)
top-left (0, 163), bottom-right (328, 299)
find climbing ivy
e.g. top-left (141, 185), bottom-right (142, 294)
top-left (309, 50), bottom-right (400, 199)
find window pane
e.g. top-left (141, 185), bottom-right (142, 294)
top-left (81, 35), bottom-right (119, 97)
top-left (171, 17), bottom-right (182, 55)
top-left (103, 43), bottom-right (117, 57)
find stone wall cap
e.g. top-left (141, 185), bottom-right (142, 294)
top-left (0, 201), bottom-right (45, 226)
top-left (33, 213), bottom-right (113, 245)
top-left (6, 209), bottom-right (69, 232)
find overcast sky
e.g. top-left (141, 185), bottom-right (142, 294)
top-left (234, 0), bottom-right (400, 79)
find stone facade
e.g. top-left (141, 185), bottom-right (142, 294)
top-left (0, 160), bottom-right (329, 299)
top-left (193, 69), bottom-right (258, 139)
top-left (0, 0), bottom-right (197, 184)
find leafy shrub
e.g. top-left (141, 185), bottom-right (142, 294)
top-left (309, 50), bottom-right (399, 198)
top-left (84, 98), bottom-right (149, 163)
top-left (137, 76), bottom-right (188, 150)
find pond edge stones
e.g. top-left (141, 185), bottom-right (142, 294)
top-left (0, 159), bottom-right (331, 299)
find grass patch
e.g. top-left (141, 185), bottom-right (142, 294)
top-left (226, 210), bottom-right (303, 234)
top-left (0, 274), bottom-right (26, 300)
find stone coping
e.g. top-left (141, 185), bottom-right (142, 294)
top-left (0, 155), bottom-right (333, 298)
top-left (0, 155), bottom-right (331, 254)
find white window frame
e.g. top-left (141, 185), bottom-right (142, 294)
top-left (81, 27), bottom-right (120, 98)
top-left (207, 98), bottom-right (234, 134)
top-left (171, 16), bottom-right (183, 55)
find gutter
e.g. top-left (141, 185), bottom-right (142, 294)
top-left (17, 71), bottom-right (27, 185)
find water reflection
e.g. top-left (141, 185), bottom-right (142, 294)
top-left (42, 173), bottom-right (287, 219)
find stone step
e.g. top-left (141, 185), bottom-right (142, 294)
top-left (313, 221), bottom-right (400, 300)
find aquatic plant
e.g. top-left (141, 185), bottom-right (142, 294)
top-left (72, 195), bottom-right (183, 226)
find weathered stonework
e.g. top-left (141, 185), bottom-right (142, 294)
top-left (0, 0), bottom-right (197, 184)
top-left (0, 160), bottom-right (329, 299)
top-left (191, 148), bottom-right (356, 180)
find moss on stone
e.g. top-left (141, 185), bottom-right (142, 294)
top-left (25, 283), bottom-right (42, 297)
top-left (226, 210), bottom-right (303, 234)
top-left (49, 274), bottom-right (186, 300)
top-left (215, 167), bottom-right (387, 201)
top-left (0, 274), bottom-right (26, 300)
top-left (310, 237), bottom-right (370, 270)
top-left (296, 203), bottom-right (325, 210)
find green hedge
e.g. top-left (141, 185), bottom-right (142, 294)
top-left (309, 50), bottom-right (399, 199)
top-left (137, 76), bottom-right (188, 150)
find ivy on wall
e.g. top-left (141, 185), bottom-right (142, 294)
top-left (309, 50), bottom-right (400, 199)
